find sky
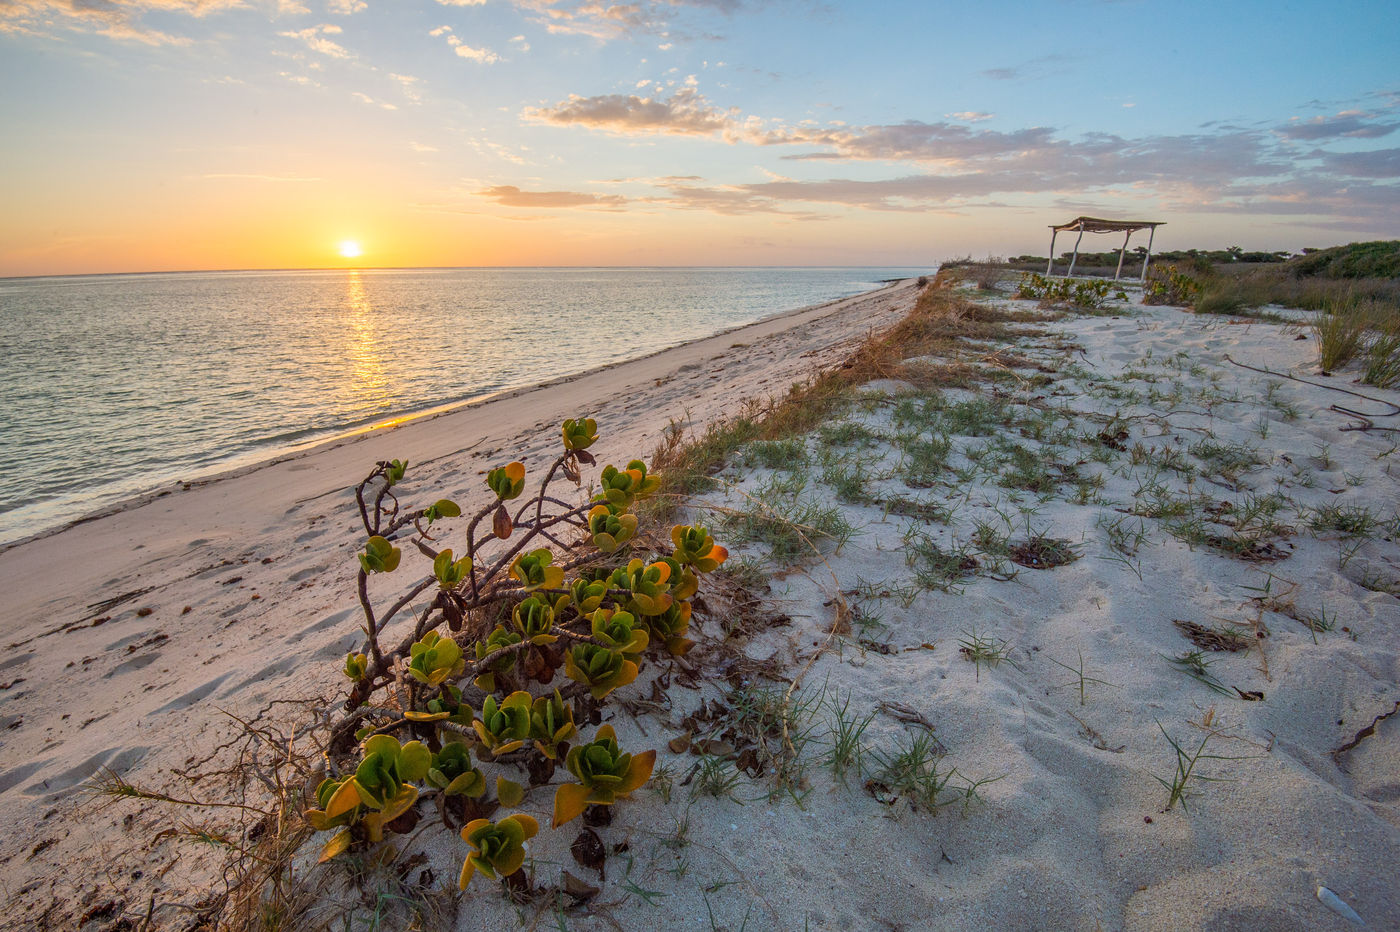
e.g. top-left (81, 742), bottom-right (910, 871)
top-left (1, 0), bottom-right (1397, 276)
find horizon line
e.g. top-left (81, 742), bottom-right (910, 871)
top-left (0, 263), bottom-right (942, 284)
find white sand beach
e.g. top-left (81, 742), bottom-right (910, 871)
top-left (3, 276), bottom-right (1399, 932)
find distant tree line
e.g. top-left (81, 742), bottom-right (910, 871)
top-left (1008, 240), bottom-right (1399, 280)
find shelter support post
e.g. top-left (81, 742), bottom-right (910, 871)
top-left (1047, 230), bottom-right (1057, 276)
top-left (1114, 230), bottom-right (1132, 281)
top-left (1067, 228), bottom-right (1085, 278)
top-left (1140, 226), bottom-right (1156, 281)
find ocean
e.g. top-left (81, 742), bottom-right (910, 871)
top-left (0, 267), bottom-right (928, 545)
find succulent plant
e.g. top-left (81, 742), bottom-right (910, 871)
top-left (486, 462), bottom-right (526, 501)
top-left (645, 600), bottom-right (694, 656)
top-left (384, 459), bottom-right (407, 486)
top-left (670, 524), bottom-right (729, 573)
top-left (598, 461), bottom-right (653, 509)
top-left (404, 683), bottom-right (472, 724)
top-left (459, 814), bottom-right (539, 889)
top-left (511, 595), bottom-right (557, 645)
top-left (587, 501), bottom-right (638, 553)
top-left (343, 651), bottom-right (368, 681)
top-left (421, 498), bottom-right (462, 523)
top-left (473, 625), bottom-right (523, 692)
top-left (358, 535), bottom-right (401, 574)
top-left (472, 691), bottom-right (532, 757)
top-left (563, 643), bottom-right (638, 700)
top-left (656, 556), bottom-right (699, 601)
top-left (566, 577), bottom-right (609, 616)
top-left (307, 735), bottom-right (430, 857)
top-left (433, 549), bottom-right (473, 589)
top-left (607, 558), bottom-right (674, 616)
top-left (407, 630), bottom-right (465, 687)
top-left (551, 724), bottom-right (655, 827)
top-left (528, 688), bottom-right (577, 759)
top-left (588, 608), bottom-right (648, 660)
top-left (561, 417), bottom-right (598, 452)
top-left (509, 548), bottom-right (564, 592)
top-left (427, 742), bottom-right (487, 797)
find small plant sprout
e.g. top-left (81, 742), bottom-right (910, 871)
top-left (958, 628), bottom-right (1020, 680)
top-left (1153, 718), bottom-right (1247, 812)
top-left (1048, 650), bottom-right (1116, 706)
top-left (1163, 651), bottom-right (1235, 697)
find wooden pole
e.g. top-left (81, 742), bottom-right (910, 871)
top-left (1140, 225), bottom-right (1156, 281)
top-left (1067, 226), bottom-right (1085, 278)
top-left (1047, 230), bottom-right (1057, 276)
top-left (1114, 229), bottom-right (1132, 281)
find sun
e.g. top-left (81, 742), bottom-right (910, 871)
top-left (338, 240), bottom-right (362, 259)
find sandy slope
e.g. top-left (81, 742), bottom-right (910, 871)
top-left (5, 278), bottom-right (1400, 932)
top-left (0, 280), bottom-right (918, 930)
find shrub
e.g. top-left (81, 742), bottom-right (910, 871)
top-left (1142, 265), bottom-right (1201, 306)
top-left (313, 420), bottom-right (728, 896)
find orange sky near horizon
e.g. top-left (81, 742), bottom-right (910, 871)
top-left (1, 0), bottom-right (1396, 277)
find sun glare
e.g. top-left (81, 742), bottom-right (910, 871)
top-left (339, 240), bottom-right (362, 259)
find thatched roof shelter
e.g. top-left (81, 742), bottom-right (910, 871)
top-left (1047, 216), bottom-right (1164, 281)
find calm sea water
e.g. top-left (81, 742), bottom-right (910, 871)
top-left (0, 267), bottom-right (927, 544)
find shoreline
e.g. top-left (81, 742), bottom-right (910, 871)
top-left (0, 277), bottom-right (916, 556)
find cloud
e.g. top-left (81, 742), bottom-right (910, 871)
top-left (437, 0), bottom-right (487, 5)
top-left (326, 0), bottom-right (367, 13)
top-left (389, 72), bottom-right (422, 101)
top-left (0, 0), bottom-right (247, 45)
top-left (477, 185), bottom-right (627, 208)
top-left (509, 0), bottom-right (740, 40)
top-left (455, 43), bottom-right (500, 63)
top-left (1321, 148), bottom-right (1400, 178)
top-left (981, 54), bottom-right (1073, 81)
top-left (409, 141), bottom-right (439, 152)
top-left (280, 23), bottom-right (350, 57)
top-left (946, 111), bottom-right (993, 123)
top-left (524, 87), bottom-right (734, 135)
top-left (1278, 110), bottom-right (1400, 141)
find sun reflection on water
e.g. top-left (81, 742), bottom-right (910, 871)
top-left (344, 270), bottom-right (391, 411)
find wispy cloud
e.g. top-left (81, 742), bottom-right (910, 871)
top-left (524, 87), bottom-right (734, 135)
top-left (0, 0), bottom-right (245, 45)
top-left (945, 111), bottom-right (993, 123)
top-left (1277, 110), bottom-right (1400, 141)
top-left (477, 185), bottom-right (627, 208)
top-left (326, 0), bottom-right (367, 13)
top-left (279, 23), bottom-right (350, 58)
top-left (429, 24), bottom-right (499, 62)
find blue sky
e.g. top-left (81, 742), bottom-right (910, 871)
top-left (1, 0), bottom-right (1397, 274)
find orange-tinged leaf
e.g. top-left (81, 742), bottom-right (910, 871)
top-left (325, 778), bottom-right (363, 820)
top-left (403, 710), bottom-right (451, 722)
top-left (461, 818), bottom-right (490, 841)
top-left (379, 785), bottom-right (418, 823)
top-left (318, 828), bottom-right (353, 863)
top-left (650, 561), bottom-right (671, 584)
top-left (553, 783), bottom-right (591, 828)
top-left (510, 812), bottom-right (540, 840)
top-left (595, 724), bottom-right (617, 743)
top-left (304, 809), bottom-right (334, 831)
top-left (458, 856), bottom-right (476, 890)
top-left (618, 749), bottom-right (656, 796)
top-left (363, 812), bottom-right (384, 843)
top-left (504, 461), bottom-right (525, 482)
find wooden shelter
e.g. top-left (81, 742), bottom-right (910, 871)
top-left (1047, 216), bottom-right (1164, 281)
